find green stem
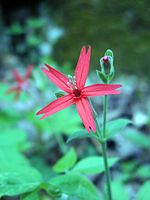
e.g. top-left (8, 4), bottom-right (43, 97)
top-left (103, 95), bottom-right (108, 138)
top-left (101, 94), bottom-right (112, 200)
top-left (101, 142), bottom-right (112, 200)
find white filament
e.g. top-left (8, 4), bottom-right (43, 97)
top-left (67, 75), bottom-right (78, 90)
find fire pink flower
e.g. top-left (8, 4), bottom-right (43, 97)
top-left (36, 46), bottom-right (121, 132)
top-left (6, 65), bottom-right (33, 100)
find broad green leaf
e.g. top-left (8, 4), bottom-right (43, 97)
top-left (50, 173), bottom-right (102, 200)
top-left (0, 114), bottom-right (18, 130)
top-left (0, 129), bottom-right (27, 149)
top-left (111, 181), bottom-right (129, 200)
top-left (72, 156), bottom-right (118, 175)
top-left (40, 182), bottom-right (61, 198)
top-left (33, 107), bottom-right (82, 135)
top-left (106, 118), bottom-right (132, 139)
top-left (21, 191), bottom-right (40, 200)
top-left (30, 157), bottom-right (55, 182)
top-left (136, 181), bottom-right (150, 200)
top-left (67, 130), bottom-right (97, 143)
top-left (0, 146), bottom-right (29, 167)
top-left (49, 108), bottom-right (81, 135)
top-left (0, 165), bottom-right (42, 197)
top-left (124, 128), bottom-right (150, 149)
top-left (0, 146), bottom-right (42, 197)
top-left (53, 148), bottom-right (77, 173)
top-left (135, 165), bottom-right (150, 179)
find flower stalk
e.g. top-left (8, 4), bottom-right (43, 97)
top-left (101, 93), bottom-right (112, 200)
top-left (101, 141), bottom-right (112, 200)
top-left (97, 49), bottom-right (115, 200)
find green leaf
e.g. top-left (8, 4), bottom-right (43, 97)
top-left (111, 181), bottom-right (129, 200)
top-left (0, 146), bottom-right (42, 197)
top-left (50, 173), bottom-right (102, 200)
top-left (136, 181), bottom-right (150, 200)
top-left (0, 129), bottom-right (27, 149)
top-left (53, 148), bottom-right (77, 173)
top-left (0, 165), bottom-right (42, 197)
top-left (67, 130), bottom-right (97, 143)
top-left (96, 70), bottom-right (107, 83)
top-left (135, 165), bottom-right (150, 179)
top-left (40, 182), bottom-right (61, 198)
top-left (33, 104), bottom-right (79, 135)
top-left (50, 108), bottom-right (82, 135)
top-left (30, 157), bottom-right (54, 182)
top-left (106, 118), bottom-right (132, 139)
top-left (72, 156), bottom-right (118, 175)
top-left (34, 107), bottom-right (82, 135)
top-left (124, 128), bottom-right (150, 149)
top-left (21, 191), bottom-right (40, 200)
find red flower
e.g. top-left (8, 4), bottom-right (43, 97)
top-left (6, 65), bottom-right (33, 99)
top-left (37, 46), bottom-right (121, 132)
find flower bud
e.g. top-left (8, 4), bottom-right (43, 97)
top-left (97, 49), bottom-right (115, 83)
top-left (103, 55), bottom-right (109, 63)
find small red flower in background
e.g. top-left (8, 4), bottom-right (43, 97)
top-left (37, 46), bottom-right (121, 132)
top-left (6, 65), bottom-right (33, 100)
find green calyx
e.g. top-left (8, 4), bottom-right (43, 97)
top-left (55, 91), bottom-right (65, 98)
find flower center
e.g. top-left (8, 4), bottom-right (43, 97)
top-left (73, 88), bottom-right (81, 97)
top-left (67, 75), bottom-right (81, 98)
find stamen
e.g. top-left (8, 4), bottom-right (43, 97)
top-left (67, 74), bottom-right (77, 90)
top-left (67, 75), bottom-right (81, 98)
top-left (67, 75), bottom-right (76, 85)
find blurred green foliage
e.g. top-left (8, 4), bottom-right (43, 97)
top-left (4, 0), bottom-right (150, 78)
top-left (50, 0), bottom-right (150, 77)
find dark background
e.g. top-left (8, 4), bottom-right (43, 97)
top-left (1, 0), bottom-right (150, 78)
